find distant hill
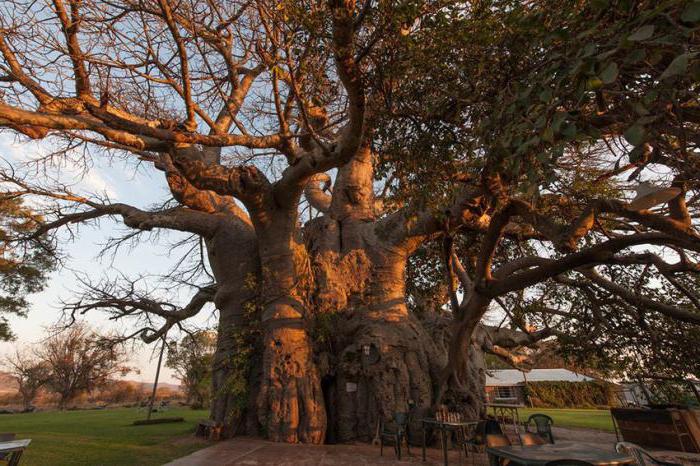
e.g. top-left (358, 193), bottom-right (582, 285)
top-left (0, 371), bottom-right (181, 395)
top-left (129, 380), bottom-right (182, 393)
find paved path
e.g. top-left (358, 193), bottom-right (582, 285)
top-left (552, 427), bottom-right (700, 465)
top-left (165, 436), bottom-right (487, 466)
top-left (167, 430), bottom-right (700, 466)
top-left (553, 426), bottom-right (618, 444)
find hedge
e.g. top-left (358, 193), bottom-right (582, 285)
top-left (525, 381), bottom-right (615, 408)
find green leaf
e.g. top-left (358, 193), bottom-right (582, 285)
top-left (637, 115), bottom-right (659, 126)
top-left (570, 59), bottom-right (584, 76)
top-left (625, 49), bottom-right (646, 64)
top-left (587, 127), bottom-right (602, 140)
top-left (643, 90), bottom-right (658, 105)
top-left (552, 145), bottom-right (565, 159)
top-left (586, 77), bottom-right (604, 90)
top-left (648, 50), bottom-right (664, 66)
top-left (659, 53), bottom-right (693, 80)
top-left (596, 49), bottom-right (617, 61)
top-left (582, 43), bottom-right (597, 57)
top-left (628, 146), bottom-right (643, 163)
top-left (632, 102), bottom-right (649, 116)
top-left (552, 111), bottom-right (568, 132)
top-left (628, 25), bottom-right (655, 41)
top-left (527, 136), bottom-right (540, 146)
top-left (681, 2), bottom-right (700, 23)
top-left (539, 89), bottom-right (553, 103)
top-left (600, 62), bottom-right (619, 84)
top-left (623, 124), bottom-right (645, 146)
top-left (512, 158), bottom-right (521, 174)
top-left (542, 126), bottom-right (554, 143)
top-left (561, 123), bottom-right (577, 139)
top-left (518, 87), bottom-right (533, 100)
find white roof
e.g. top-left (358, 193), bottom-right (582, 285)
top-left (486, 368), bottom-right (595, 387)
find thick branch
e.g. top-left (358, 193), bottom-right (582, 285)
top-left (53, 0), bottom-right (92, 99)
top-left (329, 0), bottom-right (365, 164)
top-left (0, 32), bottom-right (53, 105)
top-left (271, 0), bottom-right (366, 197)
top-left (486, 325), bottom-right (557, 349)
top-left (17, 198), bottom-right (220, 239)
top-left (171, 153), bottom-right (271, 213)
top-left (512, 197), bottom-right (700, 252)
top-left (474, 202), bottom-right (515, 283)
top-left (304, 173), bottom-right (332, 213)
top-left (0, 102), bottom-right (284, 151)
top-left (160, 150), bottom-right (251, 223)
top-left (484, 233), bottom-right (700, 297)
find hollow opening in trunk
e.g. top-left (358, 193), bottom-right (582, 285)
top-left (321, 374), bottom-right (337, 444)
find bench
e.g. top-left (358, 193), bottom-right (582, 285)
top-left (0, 438), bottom-right (31, 466)
top-left (0, 434), bottom-right (15, 461)
top-left (611, 407), bottom-right (699, 453)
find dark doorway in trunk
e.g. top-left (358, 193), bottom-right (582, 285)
top-left (322, 374), bottom-right (337, 444)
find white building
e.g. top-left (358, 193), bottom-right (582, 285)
top-left (485, 368), bottom-right (596, 405)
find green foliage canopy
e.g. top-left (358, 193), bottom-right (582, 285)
top-left (0, 197), bottom-right (55, 340)
top-left (376, 0), bottom-right (699, 203)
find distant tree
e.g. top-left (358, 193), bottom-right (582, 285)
top-left (4, 349), bottom-right (50, 411)
top-left (0, 197), bottom-right (55, 340)
top-left (38, 325), bottom-right (130, 409)
top-left (95, 380), bottom-right (143, 404)
top-left (166, 330), bottom-right (216, 409)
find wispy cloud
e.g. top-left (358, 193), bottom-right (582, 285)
top-left (0, 133), bottom-right (119, 199)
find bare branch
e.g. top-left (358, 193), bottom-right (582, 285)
top-left (64, 277), bottom-right (217, 344)
top-left (580, 268), bottom-right (700, 325)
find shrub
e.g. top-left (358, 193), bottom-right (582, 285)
top-left (526, 381), bottom-right (615, 408)
top-left (96, 381), bottom-right (144, 404)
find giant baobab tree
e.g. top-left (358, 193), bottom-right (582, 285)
top-left (1, 0), bottom-right (699, 445)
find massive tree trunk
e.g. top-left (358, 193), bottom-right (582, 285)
top-left (326, 245), bottom-right (445, 443)
top-left (207, 212), bottom-right (261, 435)
top-left (203, 149), bottom-right (502, 444)
top-left (205, 227), bottom-right (494, 445)
top-left (303, 148), bottom-right (448, 443)
top-left (206, 205), bottom-right (326, 443)
top-left (202, 210), bottom-right (497, 443)
top-left (255, 211), bottom-right (326, 444)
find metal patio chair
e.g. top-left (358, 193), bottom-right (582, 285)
top-left (524, 413), bottom-right (555, 443)
top-left (616, 441), bottom-right (682, 466)
top-left (380, 412), bottom-right (410, 460)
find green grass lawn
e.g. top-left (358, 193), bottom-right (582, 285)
top-left (518, 408), bottom-right (615, 432)
top-left (0, 407), bottom-right (210, 466)
top-left (0, 406), bottom-right (617, 465)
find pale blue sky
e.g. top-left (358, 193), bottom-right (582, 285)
top-left (0, 133), bottom-right (218, 384)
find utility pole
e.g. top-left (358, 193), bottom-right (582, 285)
top-left (146, 336), bottom-right (167, 422)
